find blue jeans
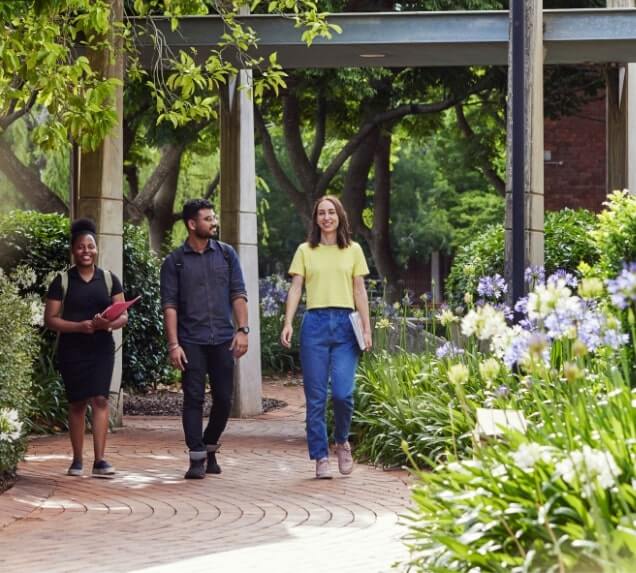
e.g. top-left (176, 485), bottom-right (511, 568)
top-left (300, 308), bottom-right (360, 460)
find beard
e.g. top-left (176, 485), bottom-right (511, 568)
top-left (194, 226), bottom-right (216, 240)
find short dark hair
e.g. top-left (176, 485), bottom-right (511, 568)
top-left (182, 199), bottom-right (213, 226)
top-left (71, 218), bottom-right (97, 246)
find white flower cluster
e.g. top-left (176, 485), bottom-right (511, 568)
top-left (11, 265), bottom-right (37, 289)
top-left (0, 408), bottom-right (23, 443)
top-left (554, 445), bottom-right (621, 497)
top-left (461, 305), bottom-right (508, 343)
top-left (512, 442), bottom-right (554, 473)
top-left (28, 296), bottom-right (44, 327)
top-left (526, 278), bottom-right (577, 321)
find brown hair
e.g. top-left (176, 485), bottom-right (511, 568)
top-left (308, 195), bottom-right (352, 249)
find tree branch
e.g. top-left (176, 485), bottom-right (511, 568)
top-left (454, 103), bottom-right (505, 195)
top-left (282, 92), bottom-right (317, 190)
top-left (0, 137), bottom-right (67, 213)
top-left (316, 72), bottom-right (498, 196)
top-left (126, 142), bottom-right (186, 223)
top-left (254, 104), bottom-right (312, 223)
top-left (204, 172), bottom-right (220, 200)
top-left (309, 94), bottom-right (326, 168)
top-left (0, 92), bottom-right (37, 131)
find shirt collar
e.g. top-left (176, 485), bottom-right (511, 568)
top-left (70, 266), bottom-right (101, 283)
top-left (183, 239), bottom-right (215, 253)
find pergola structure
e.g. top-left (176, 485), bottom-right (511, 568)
top-left (74, 2), bottom-right (636, 419)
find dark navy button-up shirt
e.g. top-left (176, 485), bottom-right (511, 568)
top-left (160, 240), bottom-right (247, 345)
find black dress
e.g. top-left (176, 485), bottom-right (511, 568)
top-left (47, 267), bottom-right (123, 403)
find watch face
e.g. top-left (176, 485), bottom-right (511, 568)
top-left (239, 326), bottom-right (250, 334)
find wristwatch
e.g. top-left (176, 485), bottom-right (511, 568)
top-left (237, 326), bottom-right (250, 335)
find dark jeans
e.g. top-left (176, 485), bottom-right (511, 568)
top-left (181, 341), bottom-right (235, 453)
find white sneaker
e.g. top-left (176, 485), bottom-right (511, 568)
top-left (335, 442), bottom-right (353, 475)
top-left (315, 457), bottom-right (332, 479)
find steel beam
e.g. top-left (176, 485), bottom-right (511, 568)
top-left (132, 9), bottom-right (636, 69)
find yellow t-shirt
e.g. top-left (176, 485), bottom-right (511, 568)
top-left (288, 242), bottom-right (369, 309)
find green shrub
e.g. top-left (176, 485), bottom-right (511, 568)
top-left (406, 358), bottom-right (636, 573)
top-left (260, 313), bottom-right (300, 373)
top-left (0, 211), bottom-right (69, 293)
top-left (395, 267), bottom-right (636, 571)
top-left (444, 224), bottom-right (504, 308)
top-left (351, 351), bottom-right (480, 468)
top-left (0, 269), bottom-right (38, 473)
top-left (445, 208), bottom-right (599, 307)
top-left (593, 190), bottom-right (636, 277)
top-left (122, 224), bottom-right (169, 390)
top-left (259, 275), bottom-right (300, 374)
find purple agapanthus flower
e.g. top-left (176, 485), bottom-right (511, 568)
top-left (402, 290), bottom-right (415, 308)
top-left (547, 270), bottom-right (578, 289)
top-left (606, 263), bottom-right (636, 310)
top-left (495, 384), bottom-right (510, 398)
top-left (435, 342), bottom-right (465, 360)
top-left (477, 274), bottom-right (508, 301)
top-left (525, 265), bottom-right (545, 287)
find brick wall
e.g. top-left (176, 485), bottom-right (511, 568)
top-left (544, 96), bottom-right (607, 212)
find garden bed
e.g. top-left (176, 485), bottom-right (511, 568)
top-left (124, 391), bottom-right (286, 416)
top-left (0, 469), bottom-right (17, 495)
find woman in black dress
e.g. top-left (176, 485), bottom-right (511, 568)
top-left (44, 219), bottom-right (128, 477)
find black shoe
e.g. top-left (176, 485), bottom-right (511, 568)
top-left (184, 458), bottom-right (206, 480)
top-left (67, 460), bottom-right (83, 476)
top-left (206, 451), bottom-right (221, 474)
top-left (92, 459), bottom-right (115, 477)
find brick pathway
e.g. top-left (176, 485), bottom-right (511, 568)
top-left (0, 381), bottom-right (412, 573)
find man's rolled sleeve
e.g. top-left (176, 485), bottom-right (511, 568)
top-left (228, 248), bottom-right (248, 302)
top-left (160, 255), bottom-right (179, 309)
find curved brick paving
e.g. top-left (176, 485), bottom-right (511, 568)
top-left (0, 381), bottom-right (411, 572)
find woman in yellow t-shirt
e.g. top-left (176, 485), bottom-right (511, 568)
top-left (281, 195), bottom-right (372, 479)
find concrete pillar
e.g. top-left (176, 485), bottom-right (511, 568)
top-left (430, 251), bottom-right (441, 305)
top-left (505, 0), bottom-right (544, 302)
top-left (73, 0), bottom-right (125, 425)
top-left (220, 69), bottom-right (263, 418)
top-left (607, 0), bottom-right (636, 194)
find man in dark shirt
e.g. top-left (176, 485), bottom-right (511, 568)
top-left (160, 199), bottom-right (250, 479)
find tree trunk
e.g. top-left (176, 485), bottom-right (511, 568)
top-left (370, 129), bottom-right (402, 301)
top-left (148, 147), bottom-right (183, 253)
top-left (341, 127), bottom-right (379, 235)
top-left (0, 138), bottom-right (68, 213)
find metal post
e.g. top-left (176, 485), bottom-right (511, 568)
top-left (511, 0), bottom-right (525, 313)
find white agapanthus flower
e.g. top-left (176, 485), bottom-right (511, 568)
top-left (29, 298), bottom-right (45, 327)
top-left (512, 442), bottom-right (554, 473)
top-left (526, 279), bottom-right (579, 320)
top-left (479, 357), bottom-right (501, 383)
top-left (447, 363), bottom-right (469, 385)
top-left (461, 304), bottom-right (508, 341)
top-left (0, 408), bottom-right (23, 442)
top-left (436, 308), bottom-right (458, 326)
top-left (555, 445), bottom-right (621, 497)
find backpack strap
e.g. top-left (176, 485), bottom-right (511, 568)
top-left (58, 268), bottom-right (71, 315)
top-left (172, 242), bottom-right (232, 297)
top-left (104, 269), bottom-right (113, 297)
top-left (216, 240), bottom-right (232, 271)
top-left (53, 269), bottom-right (71, 353)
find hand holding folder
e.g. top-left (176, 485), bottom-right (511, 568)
top-left (101, 296), bottom-right (141, 321)
top-left (349, 311), bottom-right (367, 351)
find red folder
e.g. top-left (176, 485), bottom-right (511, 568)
top-left (101, 296), bottom-right (141, 321)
